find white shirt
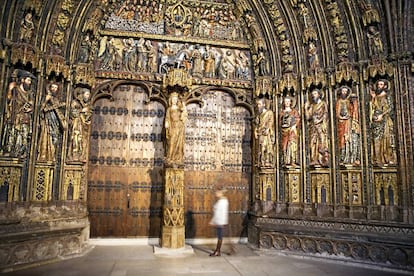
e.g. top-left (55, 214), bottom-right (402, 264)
top-left (210, 197), bottom-right (229, 226)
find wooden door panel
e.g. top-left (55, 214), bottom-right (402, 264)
top-left (88, 85), bottom-right (164, 237)
top-left (184, 92), bottom-right (251, 238)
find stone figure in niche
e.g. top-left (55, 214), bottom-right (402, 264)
top-left (305, 89), bottom-right (329, 167)
top-left (1, 70), bottom-right (35, 158)
top-left (367, 26), bottom-right (384, 56)
top-left (78, 33), bottom-right (92, 63)
top-left (369, 79), bottom-right (396, 165)
top-left (336, 86), bottom-right (361, 165)
top-left (279, 96), bottom-right (301, 167)
top-left (254, 50), bottom-right (268, 76)
top-left (19, 11), bottom-right (35, 43)
top-left (308, 42), bottom-right (319, 71)
top-left (203, 45), bottom-right (216, 78)
top-left (255, 98), bottom-right (275, 167)
top-left (67, 88), bottom-right (92, 162)
top-left (37, 83), bottom-right (67, 162)
top-left (245, 12), bottom-right (260, 39)
top-left (165, 92), bottom-right (188, 165)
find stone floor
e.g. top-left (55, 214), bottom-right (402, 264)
top-left (3, 239), bottom-right (410, 276)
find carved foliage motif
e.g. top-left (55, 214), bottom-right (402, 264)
top-left (0, 167), bottom-right (21, 202)
top-left (33, 166), bottom-right (53, 201)
top-left (163, 168), bottom-right (184, 226)
top-left (259, 230), bottom-right (414, 269)
top-left (310, 173), bottom-right (330, 204)
top-left (374, 172), bottom-right (398, 206)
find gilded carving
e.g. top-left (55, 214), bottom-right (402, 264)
top-left (33, 166), bottom-right (54, 201)
top-left (280, 96), bottom-right (300, 167)
top-left (258, 172), bottom-right (275, 201)
top-left (162, 168), bottom-right (185, 248)
top-left (19, 11), bottom-right (35, 44)
top-left (360, 3), bottom-right (380, 26)
top-left (45, 55), bottom-right (70, 80)
top-left (0, 70), bottom-right (35, 158)
top-left (67, 88), bottom-right (92, 163)
top-left (311, 172), bottom-right (330, 204)
top-left (285, 171), bottom-right (301, 203)
top-left (335, 86), bottom-right (361, 166)
top-left (325, 0), bottom-right (349, 61)
top-left (374, 172), bottom-right (398, 205)
top-left (304, 89), bottom-right (330, 167)
top-left (263, 1), bottom-right (293, 73)
top-left (74, 64), bottom-right (96, 87)
top-left (277, 73), bottom-right (298, 94)
top-left (366, 26), bottom-right (384, 57)
top-left (369, 79), bottom-right (396, 166)
top-left (254, 98), bottom-right (275, 168)
top-left (37, 82), bottom-right (67, 163)
top-left (334, 62), bottom-right (358, 84)
top-left (341, 171), bottom-right (362, 204)
top-left (0, 167), bottom-right (21, 202)
top-left (63, 169), bottom-right (82, 200)
top-left (8, 42), bottom-right (41, 69)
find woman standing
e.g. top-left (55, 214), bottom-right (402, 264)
top-left (209, 189), bottom-right (229, 256)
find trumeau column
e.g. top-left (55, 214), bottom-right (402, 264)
top-left (161, 68), bottom-right (191, 249)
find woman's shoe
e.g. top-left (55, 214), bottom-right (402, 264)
top-left (209, 251), bottom-right (221, 257)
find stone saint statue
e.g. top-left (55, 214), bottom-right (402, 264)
top-left (369, 79), bottom-right (396, 165)
top-left (305, 89), bottom-right (329, 167)
top-left (37, 83), bottom-right (67, 162)
top-left (255, 98), bottom-right (275, 167)
top-left (67, 88), bottom-right (93, 162)
top-left (1, 70), bottom-right (35, 158)
top-left (279, 96), bottom-right (300, 167)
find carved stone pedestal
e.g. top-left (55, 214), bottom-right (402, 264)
top-left (161, 225), bottom-right (185, 249)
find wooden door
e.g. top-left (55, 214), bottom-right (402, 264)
top-left (184, 91), bottom-right (251, 238)
top-left (88, 85), bottom-right (164, 237)
top-left (88, 86), bottom-right (251, 238)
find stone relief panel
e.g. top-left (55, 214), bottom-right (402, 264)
top-left (103, 0), bottom-right (246, 42)
top-left (95, 38), bottom-right (252, 81)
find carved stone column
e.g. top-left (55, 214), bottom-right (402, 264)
top-left (162, 168), bottom-right (185, 248)
top-left (161, 68), bottom-right (191, 249)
